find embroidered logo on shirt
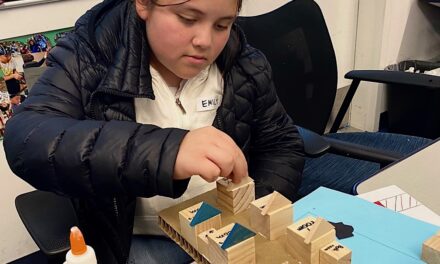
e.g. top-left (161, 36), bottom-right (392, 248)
top-left (197, 96), bottom-right (220, 112)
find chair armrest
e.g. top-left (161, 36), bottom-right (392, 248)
top-left (325, 136), bottom-right (403, 167)
top-left (296, 126), bottom-right (330, 157)
top-left (345, 70), bottom-right (440, 89)
top-left (15, 190), bottom-right (78, 256)
top-left (297, 125), bottom-right (402, 166)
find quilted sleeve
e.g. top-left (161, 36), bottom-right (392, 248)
top-left (247, 50), bottom-right (305, 201)
top-left (3, 34), bottom-right (189, 199)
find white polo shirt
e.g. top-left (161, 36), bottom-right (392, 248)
top-left (133, 64), bottom-right (223, 235)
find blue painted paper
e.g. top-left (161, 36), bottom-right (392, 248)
top-left (221, 223), bottom-right (256, 250)
top-left (293, 187), bottom-right (439, 264)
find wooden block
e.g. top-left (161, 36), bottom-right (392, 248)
top-left (207, 223), bottom-right (256, 264)
top-left (320, 241), bottom-right (352, 264)
top-left (197, 228), bottom-right (217, 259)
top-left (179, 202), bottom-right (222, 248)
top-left (304, 217), bottom-right (335, 244)
top-left (249, 191), bottom-right (293, 240)
top-left (216, 176), bottom-right (255, 214)
top-left (286, 216), bottom-right (336, 264)
top-left (422, 231), bottom-right (440, 264)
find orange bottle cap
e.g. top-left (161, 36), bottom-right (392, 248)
top-left (70, 226), bottom-right (87, 255)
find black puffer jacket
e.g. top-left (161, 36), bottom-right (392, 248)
top-left (4, 1), bottom-right (304, 263)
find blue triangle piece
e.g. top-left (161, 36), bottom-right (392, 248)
top-left (221, 223), bottom-right (256, 250)
top-left (190, 202), bottom-right (221, 227)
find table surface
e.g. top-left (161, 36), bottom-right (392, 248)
top-left (357, 139), bottom-right (440, 215)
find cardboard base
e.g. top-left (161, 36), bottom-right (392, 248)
top-left (158, 190), bottom-right (296, 263)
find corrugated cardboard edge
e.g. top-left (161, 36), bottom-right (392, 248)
top-left (159, 215), bottom-right (210, 264)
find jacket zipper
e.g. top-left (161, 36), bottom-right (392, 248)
top-left (175, 98), bottom-right (186, 114)
top-left (113, 198), bottom-right (119, 218)
top-left (174, 82), bottom-right (187, 115)
top-left (213, 75), bottom-right (228, 131)
top-left (214, 110), bottom-right (224, 130)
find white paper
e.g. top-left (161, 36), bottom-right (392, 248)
top-left (357, 185), bottom-right (440, 226)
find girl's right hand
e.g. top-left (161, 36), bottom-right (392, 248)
top-left (173, 126), bottom-right (248, 184)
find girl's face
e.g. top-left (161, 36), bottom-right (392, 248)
top-left (135, 0), bottom-right (237, 86)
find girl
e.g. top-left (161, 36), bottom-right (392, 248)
top-left (4, 0), bottom-right (304, 263)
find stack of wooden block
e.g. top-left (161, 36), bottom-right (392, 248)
top-left (216, 176), bottom-right (255, 214)
top-left (249, 191), bottom-right (293, 240)
top-left (177, 176), bottom-right (356, 264)
top-left (286, 216), bottom-right (352, 264)
top-left (206, 223), bottom-right (256, 264)
top-left (179, 202), bottom-right (222, 248)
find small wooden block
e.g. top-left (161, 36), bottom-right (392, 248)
top-left (179, 202), bottom-right (222, 248)
top-left (304, 217), bottom-right (335, 244)
top-left (286, 216), bottom-right (336, 264)
top-left (422, 231), bottom-right (440, 264)
top-left (207, 223), bottom-right (256, 264)
top-left (216, 176), bottom-right (255, 214)
top-left (197, 228), bottom-right (217, 259)
top-left (320, 241), bottom-right (352, 264)
top-left (249, 191), bottom-right (293, 240)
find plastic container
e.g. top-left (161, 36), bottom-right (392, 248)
top-left (64, 226), bottom-right (97, 264)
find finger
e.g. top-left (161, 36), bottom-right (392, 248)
top-left (230, 148), bottom-right (248, 183)
top-left (205, 127), bottom-right (247, 183)
top-left (197, 159), bottom-right (221, 183)
top-left (205, 146), bottom-right (235, 178)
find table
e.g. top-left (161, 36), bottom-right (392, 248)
top-left (356, 139), bottom-right (440, 215)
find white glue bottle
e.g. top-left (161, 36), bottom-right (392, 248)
top-left (64, 226), bottom-right (97, 264)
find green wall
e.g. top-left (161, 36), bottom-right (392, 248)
top-left (1, 27), bottom-right (73, 45)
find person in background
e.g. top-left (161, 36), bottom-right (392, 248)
top-left (0, 90), bottom-right (10, 136)
top-left (0, 63), bottom-right (5, 91)
top-left (20, 45), bottom-right (30, 55)
top-left (23, 51), bottom-right (47, 68)
top-left (28, 39), bottom-right (41, 53)
top-left (0, 46), bottom-right (18, 77)
top-left (4, 0), bottom-right (305, 263)
top-left (0, 46), bottom-right (25, 95)
top-left (8, 93), bottom-right (21, 114)
top-left (34, 34), bottom-right (51, 52)
top-left (10, 41), bottom-right (18, 53)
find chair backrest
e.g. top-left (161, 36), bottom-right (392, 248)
top-left (237, 0), bottom-right (338, 135)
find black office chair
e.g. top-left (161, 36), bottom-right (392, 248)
top-left (237, 0), bottom-right (433, 196)
top-left (15, 190), bottom-right (78, 263)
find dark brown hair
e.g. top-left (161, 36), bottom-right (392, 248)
top-left (147, 0), bottom-right (243, 12)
